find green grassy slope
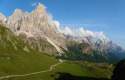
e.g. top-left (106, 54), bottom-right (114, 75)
top-left (7, 61), bottom-right (113, 80)
top-left (0, 25), bottom-right (113, 80)
top-left (0, 25), bottom-right (58, 76)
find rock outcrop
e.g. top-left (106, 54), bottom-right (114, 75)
top-left (0, 3), bottom-right (124, 62)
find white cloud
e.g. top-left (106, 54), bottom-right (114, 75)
top-left (31, 2), bottom-right (38, 7)
top-left (79, 27), bottom-right (95, 37)
top-left (53, 20), bottom-right (60, 29)
top-left (56, 24), bottom-right (109, 42)
top-left (60, 27), bottom-right (73, 35)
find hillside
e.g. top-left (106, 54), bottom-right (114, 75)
top-left (0, 24), bottom-right (58, 77)
top-left (0, 3), bottom-right (123, 63)
top-left (0, 24), bottom-right (113, 80)
top-left (0, 3), bottom-right (124, 80)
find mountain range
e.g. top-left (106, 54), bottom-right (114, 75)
top-left (0, 3), bottom-right (125, 63)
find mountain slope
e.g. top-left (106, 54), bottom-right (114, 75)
top-left (0, 3), bottom-right (124, 63)
top-left (5, 3), bottom-right (66, 55)
top-left (0, 24), bottom-right (113, 80)
top-left (0, 24), bottom-right (58, 77)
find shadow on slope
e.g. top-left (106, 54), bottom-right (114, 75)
top-left (54, 72), bottom-right (110, 80)
top-left (112, 59), bottom-right (125, 80)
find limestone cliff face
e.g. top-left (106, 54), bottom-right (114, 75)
top-left (5, 3), bottom-right (66, 54)
top-left (7, 4), bottom-right (55, 36)
top-left (0, 3), bottom-right (124, 62)
top-left (1, 3), bottom-right (110, 54)
top-left (0, 13), bottom-right (6, 24)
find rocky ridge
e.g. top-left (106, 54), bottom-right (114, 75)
top-left (0, 3), bottom-right (124, 62)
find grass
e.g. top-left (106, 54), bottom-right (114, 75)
top-left (0, 52), bottom-right (58, 76)
top-left (0, 24), bottom-right (113, 80)
top-left (0, 24), bottom-right (58, 77)
top-left (4, 61), bottom-right (113, 80)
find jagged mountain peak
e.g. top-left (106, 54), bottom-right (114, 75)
top-left (34, 3), bottom-right (46, 14)
top-left (14, 9), bottom-right (23, 13)
top-left (0, 12), bottom-right (6, 24)
top-left (5, 4), bottom-right (66, 53)
top-left (12, 9), bottom-right (26, 18)
top-left (7, 3), bottom-right (54, 35)
top-left (0, 3), bottom-right (124, 62)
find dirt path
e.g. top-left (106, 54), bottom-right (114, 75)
top-left (0, 36), bottom-right (64, 80)
top-left (0, 61), bottom-right (63, 80)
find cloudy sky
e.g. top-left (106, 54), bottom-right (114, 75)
top-left (0, 0), bottom-right (125, 48)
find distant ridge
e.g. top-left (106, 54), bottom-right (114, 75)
top-left (0, 3), bottom-right (124, 63)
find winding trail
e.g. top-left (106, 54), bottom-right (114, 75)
top-left (0, 37), bottom-right (64, 80)
top-left (0, 61), bottom-right (63, 80)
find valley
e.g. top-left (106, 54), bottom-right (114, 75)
top-left (0, 2), bottom-right (124, 80)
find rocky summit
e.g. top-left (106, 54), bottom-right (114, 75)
top-left (0, 3), bottom-right (125, 63)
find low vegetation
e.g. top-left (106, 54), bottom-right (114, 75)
top-left (0, 25), bottom-right (114, 80)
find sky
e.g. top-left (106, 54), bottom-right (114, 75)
top-left (0, 0), bottom-right (125, 48)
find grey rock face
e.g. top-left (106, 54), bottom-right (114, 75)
top-left (0, 13), bottom-right (6, 24)
top-left (5, 3), bottom-right (65, 54)
top-left (0, 3), bottom-right (124, 62)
